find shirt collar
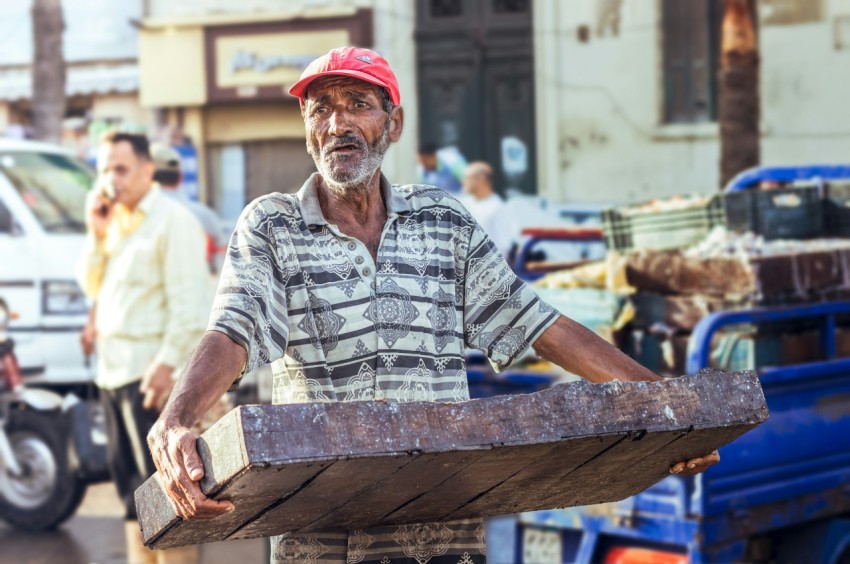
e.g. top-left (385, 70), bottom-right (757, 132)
top-left (135, 184), bottom-right (160, 216)
top-left (296, 172), bottom-right (411, 228)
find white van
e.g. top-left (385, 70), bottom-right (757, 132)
top-left (0, 139), bottom-right (93, 385)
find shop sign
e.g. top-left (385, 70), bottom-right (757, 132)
top-left (205, 10), bottom-right (373, 102)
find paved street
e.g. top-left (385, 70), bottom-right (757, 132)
top-left (0, 482), bottom-right (266, 564)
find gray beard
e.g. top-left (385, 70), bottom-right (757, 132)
top-left (307, 123), bottom-right (391, 195)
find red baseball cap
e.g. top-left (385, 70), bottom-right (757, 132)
top-left (288, 47), bottom-right (401, 106)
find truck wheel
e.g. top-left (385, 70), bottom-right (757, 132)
top-left (0, 410), bottom-right (87, 531)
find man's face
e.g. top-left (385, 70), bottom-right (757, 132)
top-left (418, 152), bottom-right (437, 171)
top-left (97, 141), bottom-right (154, 209)
top-left (463, 170), bottom-right (484, 198)
top-left (303, 76), bottom-right (403, 193)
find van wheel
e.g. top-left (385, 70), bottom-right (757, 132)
top-left (0, 410), bottom-right (87, 531)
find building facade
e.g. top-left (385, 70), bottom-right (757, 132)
top-left (534, 0), bottom-right (850, 205)
top-left (0, 0), bottom-right (151, 160)
top-left (139, 0), bottom-right (418, 224)
top-left (139, 0), bottom-right (850, 217)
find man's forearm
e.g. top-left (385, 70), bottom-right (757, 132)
top-left (76, 235), bottom-right (107, 300)
top-left (533, 315), bottom-right (660, 383)
top-left (159, 330), bottom-right (247, 429)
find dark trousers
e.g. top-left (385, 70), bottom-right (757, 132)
top-left (100, 381), bottom-right (160, 520)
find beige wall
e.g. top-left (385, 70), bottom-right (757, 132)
top-left (534, 0), bottom-right (720, 206)
top-left (91, 93), bottom-right (153, 126)
top-left (148, 0), bottom-right (373, 20)
top-left (760, 0), bottom-right (850, 164)
top-left (139, 25), bottom-right (206, 107)
top-left (534, 0), bottom-right (850, 206)
top-left (205, 103), bottom-right (305, 143)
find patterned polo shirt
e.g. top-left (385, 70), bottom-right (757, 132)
top-left (208, 173), bottom-right (559, 564)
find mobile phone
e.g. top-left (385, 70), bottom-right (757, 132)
top-left (98, 181), bottom-right (116, 216)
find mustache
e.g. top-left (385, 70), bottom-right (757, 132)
top-left (324, 135), bottom-right (368, 153)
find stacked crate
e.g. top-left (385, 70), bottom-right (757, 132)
top-left (602, 185), bottom-right (826, 254)
top-left (620, 249), bottom-right (850, 375)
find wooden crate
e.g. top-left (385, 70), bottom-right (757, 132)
top-left (602, 196), bottom-right (726, 252)
top-left (626, 249), bottom-right (850, 304)
top-left (136, 370), bottom-right (767, 549)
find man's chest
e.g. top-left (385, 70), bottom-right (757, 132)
top-left (278, 219), bottom-right (465, 357)
top-left (331, 219), bottom-right (383, 261)
top-left (103, 220), bottom-right (165, 291)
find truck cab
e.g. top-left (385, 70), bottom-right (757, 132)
top-left (0, 139), bottom-right (93, 385)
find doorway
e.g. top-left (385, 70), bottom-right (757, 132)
top-left (416, 0), bottom-right (536, 195)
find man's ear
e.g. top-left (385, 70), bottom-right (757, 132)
top-left (388, 105), bottom-right (404, 142)
top-left (142, 159), bottom-right (156, 182)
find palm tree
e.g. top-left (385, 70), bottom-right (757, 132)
top-left (31, 0), bottom-right (66, 144)
top-left (718, 0), bottom-right (759, 188)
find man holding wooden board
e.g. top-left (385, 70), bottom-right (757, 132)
top-left (147, 47), bottom-right (719, 563)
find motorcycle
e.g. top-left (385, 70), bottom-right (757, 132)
top-left (0, 298), bottom-right (88, 531)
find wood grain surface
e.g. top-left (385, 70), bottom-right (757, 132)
top-left (136, 369), bottom-right (767, 549)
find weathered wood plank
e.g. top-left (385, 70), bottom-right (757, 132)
top-left (137, 460), bottom-right (333, 549)
top-left (232, 454), bottom-right (415, 539)
top-left (444, 433), bottom-right (638, 520)
top-left (136, 370), bottom-right (767, 549)
top-left (383, 443), bottom-right (561, 525)
top-left (302, 449), bottom-right (489, 533)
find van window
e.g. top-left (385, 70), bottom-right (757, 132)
top-left (0, 151), bottom-right (93, 234)
top-left (0, 201), bottom-right (12, 233)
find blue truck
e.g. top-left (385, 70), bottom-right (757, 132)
top-left (476, 166), bottom-right (850, 562)
top-left (472, 301), bottom-right (850, 563)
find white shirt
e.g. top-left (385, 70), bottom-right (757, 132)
top-left (459, 193), bottom-right (514, 258)
top-left (76, 187), bottom-right (210, 389)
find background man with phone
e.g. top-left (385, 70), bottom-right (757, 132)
top-left (76, 131), bottom-right (210, 564)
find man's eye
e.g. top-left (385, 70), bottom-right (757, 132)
top-left (354, 101), bottom-right (368, 109)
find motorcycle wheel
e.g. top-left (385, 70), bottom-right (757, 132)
top-left (0, 409), bottom-right (87, 532)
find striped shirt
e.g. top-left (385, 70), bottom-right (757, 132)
top-left (209, 173), bottom-right (559, 564)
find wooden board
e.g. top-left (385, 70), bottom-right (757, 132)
top-left (136, 369), bottom-right (767, 549)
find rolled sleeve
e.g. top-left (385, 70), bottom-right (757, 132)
top-left (462, 224), bottom-right (559, 370)
top-left (207, 201), bottom-right (289, 383)
top-left (75, 234), bottom-right (108, 300)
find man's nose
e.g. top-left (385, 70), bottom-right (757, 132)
top-left (328, 109), bottom-right (353, 136)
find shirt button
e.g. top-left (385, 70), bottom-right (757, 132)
top-left (363, 268), bottom-right (371, 276)
top-left (355, 256), bottom-right (364, 265)
top-left (348, 242), bottom-right (357, 251)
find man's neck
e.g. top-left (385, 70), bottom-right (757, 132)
top-left (318, 172), bottom-right (387, 227)
top-left (122, 183), bottom-right (153, 212)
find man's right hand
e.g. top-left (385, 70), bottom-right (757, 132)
top-left (147, 421), bottom-right (234, 520)
top-left (87, 189), bottom-right (114, 240)
top-left (80, 321), bottom-right (96, 356)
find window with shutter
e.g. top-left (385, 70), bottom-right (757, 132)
top-left (662, 0), bottom-right (722, 124)
top-left (429, 0), bottom-right (463, 18)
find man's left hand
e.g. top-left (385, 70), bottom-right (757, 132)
top-left (140, 363), bottom-right (175, 412)
top-left (670, 450), bottom-right (720, 476)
